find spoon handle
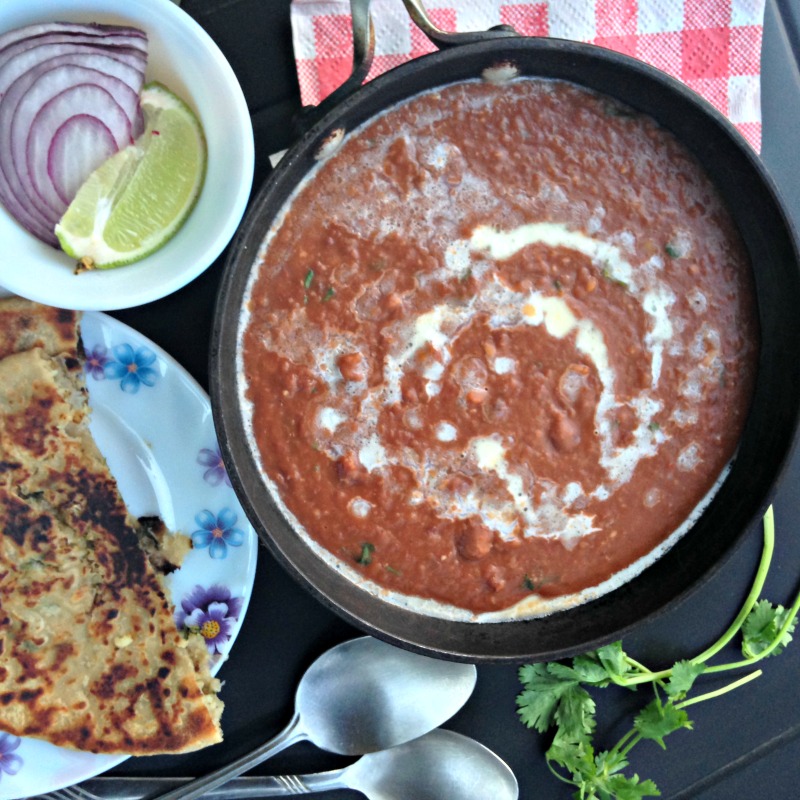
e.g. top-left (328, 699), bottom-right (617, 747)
top-left (153, 711), bottom-right (307, 800)
top-left (73, 770), bottom-right (348, 800)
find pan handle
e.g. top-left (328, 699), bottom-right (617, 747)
top-left (292, 0), bottom-right (518, 136)
top-left (294, 0), bottom-right (375, 135)
top-left (401, 0), bottom-right (518, 49)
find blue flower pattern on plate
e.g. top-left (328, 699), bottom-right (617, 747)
top-left (0, 732), bottom-right (22, 782)
top-left (84, 344), bottom-right (111, 380)
top-left (197, 445), bottom-right (232, 488)
top-left (192, 508), bottom-right (245, 559)
top-left (104, 343), bottom-right (159, 393)
top-left (175, 584), bottom-right (244, 657)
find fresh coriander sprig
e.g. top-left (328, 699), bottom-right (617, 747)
top-left (516, 506), bottom-right (800, 799)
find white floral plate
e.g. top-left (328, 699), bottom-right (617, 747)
top-left (0, 313), bottom-right (258, 800)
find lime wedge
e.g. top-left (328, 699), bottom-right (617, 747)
top-left (56, 82), bottom-right (207, 270)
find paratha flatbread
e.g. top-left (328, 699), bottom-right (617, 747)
top-left (0, 299), bottom-right (223, 754)
top-left (0, 296), bottom-right (78, 360)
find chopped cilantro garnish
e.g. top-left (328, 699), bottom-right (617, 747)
top-left (356, 542), bottom-right (375, 566)
top-left (648, 421), bottom-right (660, 432)
top-left (516, 507), bottom-right (800, 799)
top-left (523, 574), bottom-right (537, 591)
top-left (602, 267), bottom-right (628, 290)
top-left (604, 102), bottom-right (637, 118)
top-left (304, 269), bottom-right (315, 288)
top-left (322, 287), bottom-right (335, 302)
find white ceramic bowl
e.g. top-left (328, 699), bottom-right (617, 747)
top-left (0, 0), bottom-right (254, 311)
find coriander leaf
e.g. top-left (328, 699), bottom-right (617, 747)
top-left (516, 663), bottom-right (584, 733)
top-left (742, 599), bottom-right (796, 658)
top-left (573, 652), bottom-right (614, 686)
top-left (665, 660), bottom-right (705, 699)
top-left (519, 661), bottom-right (580, 689)
top-left (594, 748), bottom-right (630, 777)
top-left (591, 752), bottom-right (660, 800)
top-left (605, 774), bottom-right (661, 799)
top-left (595, 641), bottom-right (635, 682)
top-left (547, 730), bottom-right (595, 781)
top-left (555, 683), bottom-right (597, 740)
top-left (634, 699), bottom-right (692, 749)
top-left (303, 268), bottom-right (314, 288)
top-left (516, 686), bottom-right (560, 732)
top-left (556, 747), bottom-right (660, 800)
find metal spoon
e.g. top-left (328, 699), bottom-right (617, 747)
top-left (155, 636), bottom-right (477, 800)
top-left (72, 729), bottom-right (518, 800)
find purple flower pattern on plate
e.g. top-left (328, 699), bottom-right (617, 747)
top-left (84, 344), bottom-right (111, 380)
top-left (104, 343), bottom-right (159, 394)
top-left (191, 508), bottom-right (245, 559)
top-left (198, 445), bottom-right (232, 488)
top-left (0, 732), bottom-right (22, 782)
top-left (175, 584), bottom-right (244, 656)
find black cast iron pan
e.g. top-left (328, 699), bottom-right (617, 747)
top-left (210, 0), bottom-right (800, 662)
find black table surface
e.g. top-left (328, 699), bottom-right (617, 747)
top-left (91, 1), bottom-right (800, 798)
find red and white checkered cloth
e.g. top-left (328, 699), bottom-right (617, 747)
top-left (291, 0), bottom-right (765, 151)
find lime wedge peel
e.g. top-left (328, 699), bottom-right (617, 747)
top-left (56, 81), bottom-right (207, 270)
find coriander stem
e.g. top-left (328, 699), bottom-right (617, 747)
top-left (545, 757), bottom-right (580, 788)
top-left (618, 507), bottom-right (776, 688)
top-left (616, 729), bottom-right (642, 759)
top-left (675, 669), bottom-right (762, 708)
top-left (609, 726), bottom-right (639, 756)
top-left (691, 506), bottom-right (775, 666)
top-left (619, 668), bottom-right (672, 686)
top-left (620, 732), bottom-right (643, 758)
top-left (623, 654), bottom-right (653, 675)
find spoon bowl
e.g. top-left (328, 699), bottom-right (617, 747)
top-left (337, 729), bottom-right (519, 800)
top-left (154, 636), bottom-right (477, 800)
top-left (295, 635), bottom-right (476, 754)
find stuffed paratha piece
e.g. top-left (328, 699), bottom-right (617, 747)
top-left (0, 300), bottom-right (223, 754)
top-left (0, 297), bottom-right (79, 360)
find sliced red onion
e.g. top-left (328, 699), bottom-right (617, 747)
top-left (0, 23), bottom-right (147, 55)
top-left (47, 114), bottom-right (116, 204)
top-left (2, 64), bottom-right (138, 224)
top-left (29, 87), bottom-right (130, 212)
top-left (0, 168), bottom-right (55, 243)
top-left (0, 22), bottom-right (148, 245)
top-left (0, 39), bottom-right (146, 95)
top-left (1, 52), bottom-right (146, 129)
